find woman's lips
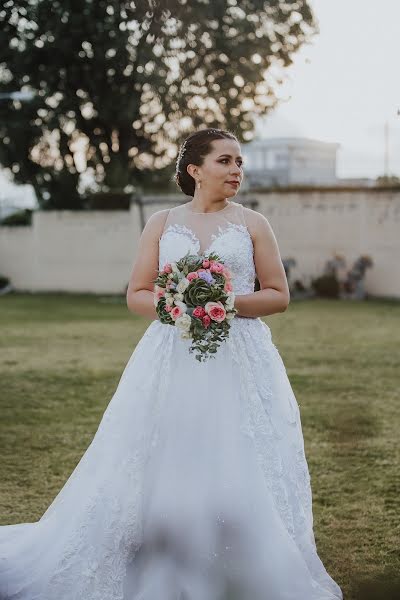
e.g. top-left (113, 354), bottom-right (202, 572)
top-left (226, 181), bottom-right (240, 187)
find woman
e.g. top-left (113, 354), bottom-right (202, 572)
top-left (0, 128), bottom-right (343, 599)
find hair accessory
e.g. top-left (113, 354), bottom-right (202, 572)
top-left (175, 140), bottom-right (188, 175)
top-left (177, 140), bottom-right (188, 160)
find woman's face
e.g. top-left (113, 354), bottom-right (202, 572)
top-left (188, 138), bottom-right (244, 199)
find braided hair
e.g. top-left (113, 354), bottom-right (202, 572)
top-left (174, 128), bottom-right (238, 197)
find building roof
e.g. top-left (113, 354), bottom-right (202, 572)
top-left (244, 136), bottom-right (340, 150)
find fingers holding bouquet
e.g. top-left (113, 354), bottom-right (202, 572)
top-left (153, 252), bottom-right (238, 362)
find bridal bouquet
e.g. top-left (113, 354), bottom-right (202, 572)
top-left (153, 252), bottom-right (238, 362)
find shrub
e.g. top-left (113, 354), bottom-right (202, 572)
top-left (84, 191), bottom-right (131, 210)
top-left (0, 209), bottom-right (32, 226)
top-left (311, 274), bottom-right (340, 298)
top-left (0, 275), bottom-right (10, 289)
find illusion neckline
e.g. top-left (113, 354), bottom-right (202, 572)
top-left (159, 221), bottom-right (253, 257)
top-left (183, 200), bottom-right (234, 214)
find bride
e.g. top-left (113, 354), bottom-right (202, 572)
top-left (0, 127), bottom-right (343, 600)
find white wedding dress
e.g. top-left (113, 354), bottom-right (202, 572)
top-left (0, 200), bottom-right (343, 600)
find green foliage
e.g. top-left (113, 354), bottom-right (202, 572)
top-left (0, 275), bottom-right (10, 288)
top-left (376, 174), bottom-right (400, 187)
top-left (311, 274), bottom-right (340, 298)
top-left (155, 296), bottom-right (173, 324)
top-left (184, 278), bottom-right (213, 306)
top-left (83, 190), bottom-right (131, 210)
top-left (188, 317), bottom-right (231, 362)
top-left (0, 0), bottom-right (317, 209)
top-left (0, 208), bottom-right (32, 226)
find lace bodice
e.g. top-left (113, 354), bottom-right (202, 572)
top-left (158, 200), bottom-right (256, 295)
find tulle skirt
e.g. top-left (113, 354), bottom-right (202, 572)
top-left (0, 316), bottom-right (343, 600)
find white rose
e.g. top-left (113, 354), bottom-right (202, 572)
top-left (180, 330), bottom-right (192, 340)
top-left (165, 296), bottom-right (174, 306)
top-left (174, 300), bottom-right (187, 313)
top-left (225, 292), bottom-right (235, 310)
top-left (177, 278), bottom-right (190, 293)
top-left (171, 262), bottom-right (180, 274)
top-left (225, 311), bottom-right (236, 320)
top-left (175, 313), bottom-right (192, 332)
top-left (174, 292), bottom-right (184, 301)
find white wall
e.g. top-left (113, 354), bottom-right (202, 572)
top-left (253, 189), bottom-right (400, 297)
top-left (0, 189), bottom-right (399, 297)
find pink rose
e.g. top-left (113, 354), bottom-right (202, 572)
top-left (202, 259), bottom-right (210, 268)
top-left (165, 305), bottom-right (172, 312)
top-left (210, 262), bottom-right (224, 273)
top-left (205, 301), bottom-right (226, 323)
top-left (224, 282), bottom-right (233, 292)
top-left (154, 285), bottom-right (165, 299)
top-left (187, 271), bottom-right (199, 281)
top-left (193, 306), bottom-right (206, 318)
top-left (162, 263), bottom-right (172, 274)
top-left (202, 315), bottom-right (211, 328)
top-left (170, 306), bottom-right (183, 320)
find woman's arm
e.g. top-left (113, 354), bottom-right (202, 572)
top-left (126, 209), bottom-right (170, 319)
top-left (234, 208), bottom-right (290, 318)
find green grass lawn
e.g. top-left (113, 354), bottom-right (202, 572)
top-left (0, 293), bottom-right (399, 599)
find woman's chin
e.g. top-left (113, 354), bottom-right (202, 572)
top-left (224, 186), bottom-right (239, 197)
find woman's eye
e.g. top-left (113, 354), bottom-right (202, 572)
top-left (220, 159), bottom-right (243, 167)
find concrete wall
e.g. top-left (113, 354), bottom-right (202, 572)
top-left (0, 189), bottom-right (399, 297)
top-left (253, 189), bottom-right (400, 298)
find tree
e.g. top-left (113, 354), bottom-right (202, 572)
top-left (0, 0), bottom-right (317, 209)
top-left (376, 175), bottom-right (400, 187)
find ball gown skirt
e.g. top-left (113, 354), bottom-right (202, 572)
top-left (0, 315), bottom-right (343, 600)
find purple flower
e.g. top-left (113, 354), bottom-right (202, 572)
top-left (198, 271), bottom-right (214, 285)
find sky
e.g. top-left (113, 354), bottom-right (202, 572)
top-left (255, 0), bottom-right (400, 179)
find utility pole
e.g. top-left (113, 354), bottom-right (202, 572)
top-left (384, 119), bottom-right (389, 177)
top-left (398, 109), bottom-right (400, 178)
top-left (384, 109), bottom-right (400, 179)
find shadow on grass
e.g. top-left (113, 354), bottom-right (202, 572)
top-left (352, 568), bottom-right (400, 599)
top-left (327, 403), bottom-right (379, 444)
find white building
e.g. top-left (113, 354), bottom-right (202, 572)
top-left (242, 137), bottom-right (340, 187)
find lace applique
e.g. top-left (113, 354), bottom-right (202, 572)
top-left (226, 318), bottom-right (317, 542)
top-left (229, 320), bottom-right (295, 537)
top-left (208, 222), bottom-right (252, 250)
top-left (44, 324), bottom-right (177, 600)
top-left (159, 223), bottom-right (200, 252)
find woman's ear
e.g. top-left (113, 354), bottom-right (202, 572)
top-left (186, 164), bottom-right (198, 179)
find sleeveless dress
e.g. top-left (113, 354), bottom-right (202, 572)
top-left (0, 200), bottom-right (343, 600)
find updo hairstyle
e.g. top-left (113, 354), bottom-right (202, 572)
top-left (174, 128), bottom-right (238, 197)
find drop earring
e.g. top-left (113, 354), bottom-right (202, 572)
top-left (197, 180), bottom-right (201, 189)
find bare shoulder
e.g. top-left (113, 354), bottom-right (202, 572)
top-left (241, 204), bottom-right (275, 243)
top-left (143, 208), bottom-right (171, 238)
